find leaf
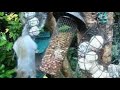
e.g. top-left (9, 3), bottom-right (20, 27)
top-left (1, 34), bottom-right (6, 40)
top-left (0, 74), bottom-right (5, 78)
top-left (0, 12), bottom-right (4, 16)
top-left (9, 32), bottom-right (14, 38)
top-left (5, 69), bottom-right (15, 75)
top-left (0, 40), bottom-right (7, 46)
top-left (6, 42), bottom-right (13, 51)
top-left (0, 64), bottom-right (5, 71)
top-left (0, 53), bottom-right (6, 62)
top-left (0, 12), bottom-right (21, 78)
top-left (40, 28), bottom-right (44, 32)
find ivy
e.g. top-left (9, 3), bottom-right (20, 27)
top-left (112, 12), bottom-right (120, 64)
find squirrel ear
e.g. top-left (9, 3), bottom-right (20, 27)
top-left (47, 12), bottom-right (54, 16)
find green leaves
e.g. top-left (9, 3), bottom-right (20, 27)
top-left (0, 33), bottom-right (13, 51)
top-left (0, 33), bottom-right (6, 40)
top-left (6, 42), bottom-right (13, 51)
top-left (0, 40), bottom-right (7, 46)
top-left (0, 64), bottom-right (5, 71)
top-left (112, 45), bottom-right (119, 56)
top-left (67, 47), bottom-right (78, 71)
top-left (114, 12), bottom-right (120, 17)
top-left (112, 15), bottom-right (120, 63)
top-left (0, 34), bottom-right (7, 46)
top-left (0, 12), bottom-right (4, 17)
top-left (0, 64), bottom-right (15, 78)
top-left (0, 12), bottom-right (22, 78)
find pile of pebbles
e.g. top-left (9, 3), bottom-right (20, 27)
top-left (22, 12), bottom-right (47, 36)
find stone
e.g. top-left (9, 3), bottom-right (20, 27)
top-left (89, 35), bottom-right (104, 50)
top-left (85, 51), bottom-right (98, 63)
top-left (29, 26), bottom-right (40, 36)
top-left (78, 41), bottom-right (90, 57)
top-left (28, 17), bottom-right (39, 27)
top-left (108, 64), bottom-right (120, 78)
top-left (92, 68), bottom-right (103, 78)
top-left (78, 58), bottom-right (95, 70)
top-left (24, 12), bottom-right (36, 19)
top-left (89, 63), bottom-right (104, 74)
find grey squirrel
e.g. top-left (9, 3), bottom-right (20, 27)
top-left (13, 35), bottom-right (37, 78)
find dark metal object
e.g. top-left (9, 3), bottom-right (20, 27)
top-left (56, 16), bottom-right (78, 33)
top-left (53, 12), bottom-right (86, 31)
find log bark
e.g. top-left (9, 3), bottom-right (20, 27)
top-left (83, 12), bottom-right (97, 27)
top-left (45, 12), bottom-right (57, 35)
top-left (62, 55), bottom-right (74, 78)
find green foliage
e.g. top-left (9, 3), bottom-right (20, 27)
top-left (112, 13), bottom-right (120, 64)
top-left (67, 47), bottom-right (77, 71)
top-left (97, 12), bottom-right (108, 24)
top-left (112, 45), bottom-right (119, 57)
top-left (114, 12), bottom-right (120, 17)
top-left (0, 64), bottom-right (15, 78)
top-left (0, 12), bottom-right (22, 78)
top-left (67, 34), bottom-right (78, 71)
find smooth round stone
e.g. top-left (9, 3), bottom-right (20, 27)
top-left (24, 12), bottom-right (36, 19)
top-left (89, 35), bottom-right (104, 50)
top-left (29, 26), bottom-right (40, 36)
top-left (92, 68), bottom-right (103, 78)
top-left (99, 70), bottom-right (111, 78)
top-left (78, 58), bottom-right (94, 70)
top-left (92, 69), bottom-right (111, 78)
top-left (89, 63), bottom-right (104, 74)
top-left (78, 41), bottom-right (90, 57)
top-left (85, 51), bottom-right (98, 63)
top-left (28, 17), bottom-right (39, 27)
top-left (108, 64), bottom-right (120, 78)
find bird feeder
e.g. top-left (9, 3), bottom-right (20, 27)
top-left (39, 12), bottom-right (86, 77)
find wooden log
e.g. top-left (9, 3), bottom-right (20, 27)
top-left (45, 12), bottom-right (57, 35)
top-left (62, 54), bottom-right (74, 78)
top-left (83, 12), bottom-right (97, 27)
